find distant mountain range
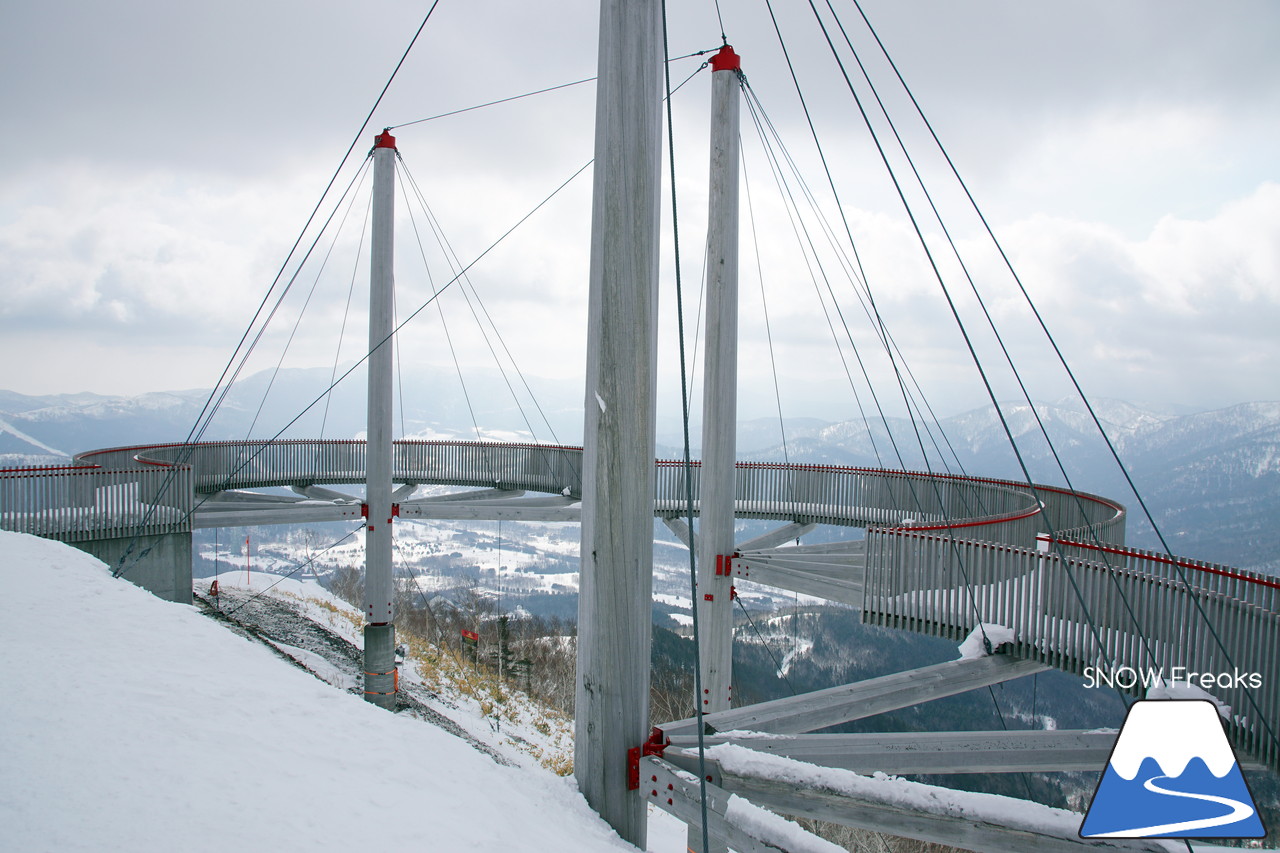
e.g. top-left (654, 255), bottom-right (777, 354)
top-left (3, 369), bottom-right (1277, 572)
top-left (727, 399), bottom-right (1280, 572)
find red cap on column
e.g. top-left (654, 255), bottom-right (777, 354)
top-left (709, 44), bottom-right (741, 72)
top-left (374, 129), bottom-right (397, 150)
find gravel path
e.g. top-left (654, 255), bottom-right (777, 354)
top-left (195, 588), bottom-right (513, 766)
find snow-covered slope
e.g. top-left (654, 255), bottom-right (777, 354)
top-left (0, 531), bottom-right (672, 852)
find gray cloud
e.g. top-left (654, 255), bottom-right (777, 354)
top-left (1, 0), bottom-right (1276, 419)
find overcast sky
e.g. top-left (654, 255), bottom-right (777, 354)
top-left (2, 0), bottom-right (1278, 426)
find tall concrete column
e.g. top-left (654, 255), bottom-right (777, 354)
top-left (574, 0), bottom-right (663, 846)
top-left (364, 130), bottom-right (398, 709)
top-left (696, 45), bottom-right (742, 717)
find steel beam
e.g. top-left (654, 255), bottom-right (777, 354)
top-left (290, 485), bottom-right (360, 502)
top-left (642, 757), bottom-right (831, 853)
top-left (720, 767), bottom-right (1176, 853)
top-left (668, 729), bottom-right (1117, 775)
top-left (661, 655), bottom-right (1049, 736)
top-left (192, 505), bottom-right (364, 528)
top-left (399, 501), bottom-right (579, 523)
top-left (735, 522), bottom-right (817, 552)
top-left (661, 516), bottom-right (694, 550)
top-left (733, 563), bottom-right (865, 609)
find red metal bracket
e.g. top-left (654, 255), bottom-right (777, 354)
top-left (627, 727), bottom-right (670, 790)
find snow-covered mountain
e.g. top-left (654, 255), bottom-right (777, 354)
top-left (0, 366), bottom-right (583, 461)
top-left (737, 399), bottom-right (1280, 573)
top-left (4, 375), bottom-right (1278, 570)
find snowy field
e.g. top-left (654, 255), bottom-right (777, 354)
top-left (0, 531), bottom-right (686, 852)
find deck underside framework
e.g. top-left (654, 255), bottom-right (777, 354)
top-left (3, 438), bottom-right (1278, 851)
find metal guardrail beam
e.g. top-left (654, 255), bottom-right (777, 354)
top-left (718, 762), bottom-right (1180, 853)
top-left (661, 654), bottom-right (1049, 737)
top-left (641, 756), bottom-right (823, 853)
top-left (19, 440), bottom-right (1125, 551)
top-left (667, 729), bottom-right (1117, 775)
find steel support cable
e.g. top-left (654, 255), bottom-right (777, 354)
top-left (114, 2), bottom-right (444, 580)
top-left (686, 227), bottom-right (711, 408)
top-left (112, 157), bottom-right (377, 580)
top-left (761, 0), bottom-right (1001, 649)
top-left (660, 5), bottom-right (711, 850)
top-left (200, 157), bottom-right (370, 448)
top-left (735, 596), bottom-right (798, 696)
top-left (247, 159), bottom-right (376, 439)
top-left (394, 162), bottom-right (485, 445)
top-left (798, 0), bottom-right (1141, 672)
top-left (221, 523), bottom-right (365, 618)
top-left (820, 2), bottom-right (1213, 715)
top-left (744, 82), bottom-right (930, 493)
top-left (744, 91), bottom-right (896, 507)
top-left (160, 161), bottom-right (594, 534)
top-left (815, 0), bottom-right (1128, 563)
top-left (742, 116), bottom-right (967, 483)
top-left (841, 0), bottom-right (1276, 756)
top-left (813, 9), bottom-right (1112, 530)
top-left (984, 682), bottom-right (1039, 802)
top-left (394, 272), bottom-right (409, 440)
top-left (742, 66), bottom-right (967, 503)
top-left (395, 66), bottom-right (708, 481)
top-left (186, 0), bottom-right (443, 451)
top-left (742, 81), bottom-right (968, 482)
top-left (390, 77), bottom-right (597, 130)
top-left (321, 190), bottom-right (373, 439)
top-left (740, 146), bottom-right (803, 471)
top-left (386, 50), bottom-right (714, 130)
top-left (398, 160), bottom-right (549, 440)
top-left (397, 159), bottom-right (566, 487)
top-left (829, 56), bottom-right (1165, 668)
top-left (757, 0), bottom-right (918, 438)
top-left (743, 57), bottom-right (970, 494)
top-left (711, 0), bottom-right (727, 45)
top-left (393, 534), bottom-right (441, 634)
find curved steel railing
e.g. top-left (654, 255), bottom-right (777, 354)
top-left (60, 439), bottom-right (1125, 549)
top-left (862, 527), bottom-right (1280, 771)
top-left (10, 438), bottom-right (1268, 772)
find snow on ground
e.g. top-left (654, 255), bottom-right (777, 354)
top-left (0, 531), bottom-right (687, 852)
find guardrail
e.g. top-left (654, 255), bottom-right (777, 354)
top-left (863, 528), bottom-right (1280, 771)
top-left (122, 440), bottom-right (586, 498)
top-left (41, 440), bottom-right (1124, 548)
top-left (0, 463), bottom-right (192, 542)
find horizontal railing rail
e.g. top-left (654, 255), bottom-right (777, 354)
top-left (0, 463), bottom-right (192, 542)
top-left (863, 528), bottom-right (1280, 772)
top-left (1041, 536), bottom-right (1280, 612)
top-left (23, 440), bottom-right (1122, 548)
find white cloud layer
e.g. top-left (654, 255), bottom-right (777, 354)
top-left (1, 0), bottom-right (1277, 421)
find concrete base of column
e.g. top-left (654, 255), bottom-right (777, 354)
top-left (74, 532), bottom-right (192, 604)
top-left (363, 623), bottom-right (397, 709)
